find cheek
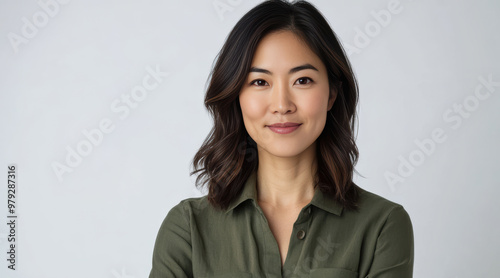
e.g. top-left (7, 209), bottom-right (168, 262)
top-left (303, 92), bottom-right (329, 118)
top-left (300, 90), bottom-right (329, 132)
top-left (240, 94), bottom-right (265, 121)
top-left (239, 95), bottom-right (266, 139)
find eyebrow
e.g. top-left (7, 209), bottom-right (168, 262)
top-left (248, 63), bottom-right (319, 75)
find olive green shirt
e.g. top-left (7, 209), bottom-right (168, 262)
top-left (149, 170), bottom-right (414, 278)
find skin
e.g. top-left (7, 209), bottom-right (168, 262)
top-left (238, 30), bottom-right (337, 266)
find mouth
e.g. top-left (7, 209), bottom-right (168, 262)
top-left (266, 122), bottom-right (301, 128)
top-left (266, 123), bottom-right (302, 134)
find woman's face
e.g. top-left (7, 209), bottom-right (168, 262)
top-left (239, 30), bottom-right (336, 158)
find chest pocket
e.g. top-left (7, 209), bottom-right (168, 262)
top-left (309, 267), bottom-right (358, 278)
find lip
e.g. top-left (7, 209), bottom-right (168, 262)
top-left (266, 122), bottom-right (302, 134)
top-left (267, 122), bottom-right (301, 128)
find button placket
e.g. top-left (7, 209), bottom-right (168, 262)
top-left (296, 205), bottom-right (312, 224)
top-left (293, 206), bottom-right (310, 241)
top-left (284, 207), bottom-right (312, 274)
top-left (296, 229), bottom-right (306, 240)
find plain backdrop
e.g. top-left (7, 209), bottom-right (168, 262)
top-left (1, 0), bottom-right (499, 277)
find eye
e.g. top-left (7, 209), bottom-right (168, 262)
top-left (249, 79), bottom-right (269, 87)
top-left (295, 77), bottom-right (313, 85)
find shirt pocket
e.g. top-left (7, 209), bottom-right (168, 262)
top-left (199, 272), bottom-right (252, 278)
top-left (309, 267), bottom-right (358, 278)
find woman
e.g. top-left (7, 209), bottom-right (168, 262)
top-left (149, 0), bottom-right (414, 277)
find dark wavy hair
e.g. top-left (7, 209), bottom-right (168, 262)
top-left (190, 0), bottom-right (362, 212)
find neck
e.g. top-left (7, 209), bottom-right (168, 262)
top-left (255, 143), bottom-right (317, 209)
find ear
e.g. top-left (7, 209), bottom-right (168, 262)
top-left (328, 87), bottom-right (337, 111)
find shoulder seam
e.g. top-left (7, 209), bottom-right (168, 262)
top-left (179, 200), bottom-right (191, 231)
top-left (378, 204), bottom-right (404, 239)
top-left (387, 204), bottom-right (405, 220)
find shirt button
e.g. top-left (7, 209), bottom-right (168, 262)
top-left (297, 230), bottom-right (306, 240)
top-left (307, 207), bottom-right (311, 214)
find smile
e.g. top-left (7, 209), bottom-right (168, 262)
top-left (267, 124), bottom-right (302, 134)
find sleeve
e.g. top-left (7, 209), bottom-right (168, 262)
top-left (149, 201), bottom-right (193, 278)
top-left (366, 205), bottom-right (414, 278)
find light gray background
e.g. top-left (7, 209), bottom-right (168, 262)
top-left (1, 0), bottom-right (499, 277)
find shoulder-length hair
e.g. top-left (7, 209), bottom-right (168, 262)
top-left (190, 0), bottom-right (361, 212)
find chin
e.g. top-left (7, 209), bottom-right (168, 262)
top-left (264, 143), bottom-right (310, 157)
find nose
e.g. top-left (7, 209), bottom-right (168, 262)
top-left (270, 80), bottom-right (296, 114)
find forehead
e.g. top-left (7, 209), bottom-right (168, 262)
top-left (250, 30), bottom-right (325, 71)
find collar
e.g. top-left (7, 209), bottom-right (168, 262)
top-left (224, 169), bottom-right (343, 216)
